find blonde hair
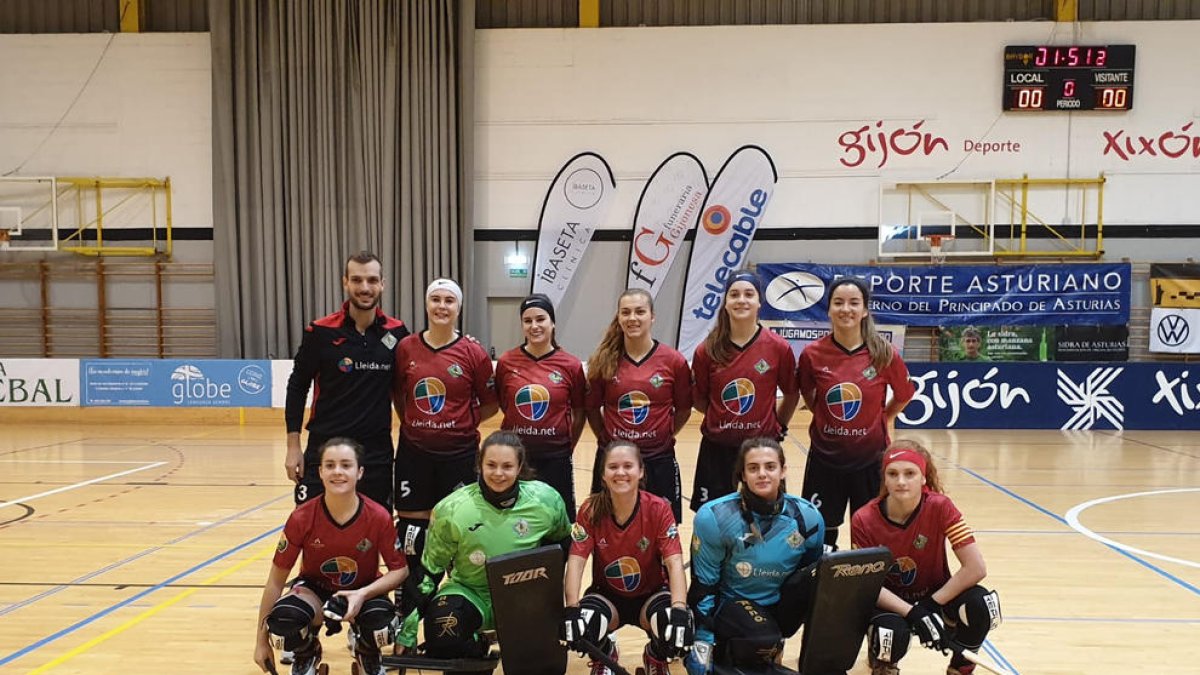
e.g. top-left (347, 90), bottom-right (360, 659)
top-left (587, 289), bottom-right (653, 382)
top-left (878, 439), bottom-right (943, 497)
top-left (584, 441), bottom-right (645, 528)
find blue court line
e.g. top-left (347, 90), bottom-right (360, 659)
top-left (960, 466), bottom-right (1200, 597)
top-left (982, 640), bottom-right (1016, 672)
top-left (1008, 615), bottom-right (1200, 624)
top-left (0, 524), bottom-right (282, 668)
top-left (0, 493), bottom-right (288, 618)
top-left (977, 529), bottom-right (1200, 536)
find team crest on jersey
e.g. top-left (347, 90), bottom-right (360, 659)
top-left (570, 523), bottom-right (589, 543)
top-left (649, 373), bottom-right (664, 388)
top-left (548, 370), bottom-right (563, 384)
top-left (469, 549), bottom-right (487, 566)
top-left (637, 537), bottom-right (650, 552)
top-left (447, 363), bottom-right (464, 378)
top-left (666, 524), bottom-right (678, 540)
top-left (691, 534), bottom-right (702, 553)
top-left (413, 377), bottom-right (447, 415)
top-left (382, 332), bottom-right (398, 350)
top-left (513, 519), bottom-right (530, 537)
top-left (862, 365), bottom-right (878, 380)
top-left (754, 359), bottom-right (770, 374)
top-left (320, 556), bottom-right (359, 587)
top-left (787, 531), bottom-right (803, 549)
top-left (825, 382), bottom-right (863, 422)
top-left (276, 535), bottom-right (288, 553)
top-left (604, 557), bottom-right (642, 592)
top-left (356, 538), bottom-right (372, 552)
top-left (913, 534), bottom-right (928, 550)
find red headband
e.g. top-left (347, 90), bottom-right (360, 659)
top-left (882, 447), bottom-right (927, 475)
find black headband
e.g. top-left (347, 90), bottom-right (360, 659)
top-left (520, 293), bottom-right (556, 323)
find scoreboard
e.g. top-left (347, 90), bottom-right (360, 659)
top-left (1003, 45), bottom-right (1135, 111)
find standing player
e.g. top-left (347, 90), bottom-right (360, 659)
top-left (691, 271), bottom-right (799, 512)
top-left (414, 431), bottom-right (572, 662)
top-left (586, 289), bottom-right (692, 522)
top-left (494, 293), bottom-right (587, 515)
top-left (851, 440), bottom-right (1001, 675)
top-left (685, 437), bottom-right (824, 675)
top-left (562, 441), bottom-right (692, 675)
top-left (392, 278), bottom-right (498, 649)
top-left (285, 251), bottom-right (408, 511)
top-left (797, 276), bottom-right (915, 549)
top-left (254, 438), bottom-right (407, 675)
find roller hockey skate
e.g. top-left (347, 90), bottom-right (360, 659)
top-left (289, 639), bottom-right (328, 675)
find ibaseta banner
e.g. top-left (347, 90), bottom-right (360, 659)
top-left (676, 145), bottom-right (778, 359)
top-left (532, 152), bottom-right (617, 307)
top-left (626, 152), bottom-right (708, 297)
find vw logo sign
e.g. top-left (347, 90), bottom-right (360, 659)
top-left (765, 271), bottom-right (826, 312)
top-left (1156, 313), bottom-right (1190, 347)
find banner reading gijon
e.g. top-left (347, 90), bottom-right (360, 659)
top-left (531, 152), bottom-right (617, 307)
top-left (626, 152), bottom-right (708, 298)
top-left (676, 145), bottom-right (778, 359)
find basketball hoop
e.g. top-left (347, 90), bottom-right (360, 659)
top-left (927, 234), bottom-right (954, 264)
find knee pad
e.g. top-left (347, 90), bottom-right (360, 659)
top-left (423, 594), bottom-right (486, 658)
top-left (352, 597), bottom-right (399, 653)
top-left (266, 594), bottom-right (317, 651)
top-left (396, 517), bottom-right (429, 558)
top-left (868, 612), bottom-right (911, 665)
top-left (950, 586), bottom-right (1002, 647)
top-left (713, 599), bottom-right (782, 667)
top-left (642, 592), bottom-right (675, 652)
top-left (578, 593), bottom-right (617, 644)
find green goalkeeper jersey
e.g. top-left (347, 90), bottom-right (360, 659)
top-left (423, 479), bottom-right (570, 602)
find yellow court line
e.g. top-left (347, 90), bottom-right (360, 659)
top-left (28, 544), bottom-right (274, 674)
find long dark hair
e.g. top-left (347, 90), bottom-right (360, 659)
top-left (587, 289), bottom-right (653, 382)
top-left (827, 276), bottom-right (893, 373)
top-left (585, 440), bottom-right (645, 528)
top-left (733, 436), bottom-right (787, 496)
top-left (703, 271), bottom-right (761, 367)
top-left (477, 430), bottom-right (535, 480)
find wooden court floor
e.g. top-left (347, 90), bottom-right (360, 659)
top-left (0, 410), bottom-right (1197, 675)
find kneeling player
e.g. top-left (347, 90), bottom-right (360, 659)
top-left (685, 438), bottom-right (825, 675)
top-left (410, 431), bottom-right (571, 663)
top-left (563, 441), bottom-right (693, 675)
top-left (254, 438), bottom-right (407, 675)
top-left (851, 441), bottom-right (1002, 675)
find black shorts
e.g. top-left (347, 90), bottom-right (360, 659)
top-left (394, 441), bottom-right (477, 512)
top-left (800, 451), bottom-right (881, 534)
top-left (643, 451), bottom-right (682, 524)
top-left (289, 577), bottom-right (336, 604)
top-left (690, 437), bottom-right (740, 512)
top-left (296, 432), bottom-right (395, 511)
top-left (585, 586), bottom-right (667, 631)
top-left (528, 454), bottom-right (576, 518)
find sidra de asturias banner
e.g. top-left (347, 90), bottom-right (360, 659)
top-left (531, 152), bottom-right (617, 307)
top-left (626, 152), bottom-right (708, 297)
top-left (758, 262), bottom-right (1131, 327)
top-left (676, 145), bottom-right (777, 358)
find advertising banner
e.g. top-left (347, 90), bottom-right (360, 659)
top-left (763, 320), bottom-right (907, 359)
top-left (677, 145), bottom-right (778, 358)
top-left (531, 152), bottom-right (617, 307)
top-left (0, 358), bottom-right (79, 406)
top-left (1149, 263), bottom-right (1200, 354)
top-left (1054, 325), bottom-right (1130, 361)
top-left (82, 359), bottom-right (272, 407)
top-left (898, 362), bottom-right (1200, 430)
top-left (626, 152), bottom-right (708, 297)
top-left (758, 262), bottom-right (1132, 327)
top-left (937, 325), bottom-right (1052, 362)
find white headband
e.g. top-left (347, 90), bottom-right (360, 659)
top-left (426, 278), bottom-right (463, 305)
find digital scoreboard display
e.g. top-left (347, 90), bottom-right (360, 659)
top-left (1003, 45), bottom-right (1135, 111)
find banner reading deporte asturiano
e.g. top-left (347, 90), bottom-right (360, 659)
top-left (758, 262), bottom-right (1131, 327)
top-left (531, 152), bottom-right (617, 307)
top-left (626, 152), bottom-right (708, 297)
top-left (676, 145), bottom-right (777, 359)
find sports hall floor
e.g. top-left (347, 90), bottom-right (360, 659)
top-left (0, 409), bottom-right (1196, 675)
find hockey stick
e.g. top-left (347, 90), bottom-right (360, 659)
top-left (952, 644), bottom-right (1011, 675)
top-left (578, 638), bottom-right (634, 675)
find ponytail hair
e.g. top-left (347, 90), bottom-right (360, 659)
top-left (587, 289), bottom-right (654, 382)
top-left (585, 441), bottom-right (645, 528)
top-left (703, 270), bottom-right (762, 367)
top-left (828, 276), bottom-right (893, 373)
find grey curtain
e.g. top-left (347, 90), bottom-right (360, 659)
top-left (211, 0), bottom-right (474, 358)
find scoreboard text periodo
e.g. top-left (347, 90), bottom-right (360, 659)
top-left (1003, 45), bottom-right (1135, 112)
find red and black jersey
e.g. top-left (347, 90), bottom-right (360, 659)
top-left (850, 492), bottom-right (976, 603)
top-left (273, 495), bottom-right (407, 593)
top-left (692, 326), bottom-right (797, 446)
top-left (285, 303), bottom-right (408, 452)
top-left (395, 333), bottom-right (497, 455)
top-left (570, 490), bottom-right (682, 598)
top-left (495, 346), bottom-right (586, 458)
top-left (585, 341), bottom-right (692, 457)
top-left (797, 336), bottom-right (915, 469)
